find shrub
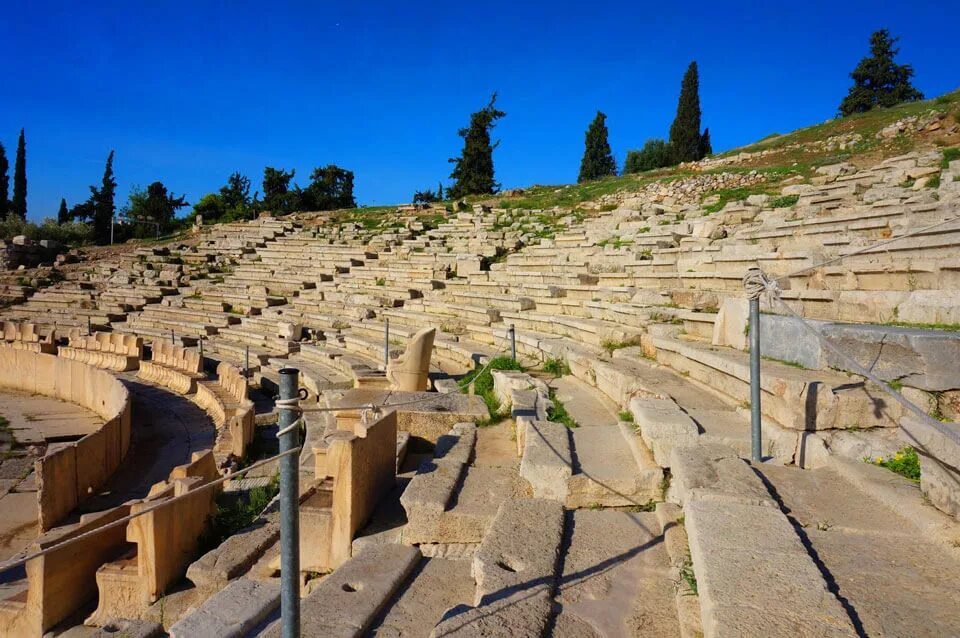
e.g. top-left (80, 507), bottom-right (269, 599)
top-left (769, 194), bottom-right (800, 208)
top-left (942, 147), bottom-right (960, 168)
top-left (543, 357), bottom-right (571, 377)
top-left (0, 214), bottom-right (93, 245)
top-left (459, 356), bottom-right (523, 419)
top-left (623, 139), bottom-right (673, 174)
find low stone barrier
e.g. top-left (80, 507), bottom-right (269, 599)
top-left (0, 346), bottom-right (132, 530)
top-left (138, 341), bottom-right (204, 394)
top-left (0, 506), bottom-right (131, 638)
top-left (86, 451), bottom-right (218, 626)
top-left (58, 331), bottom-right (143, 372)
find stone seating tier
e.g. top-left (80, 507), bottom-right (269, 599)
top-left (58, 331), bottom-right (144, 372)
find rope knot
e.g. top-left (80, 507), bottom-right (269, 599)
top-left (743, 267), bottom-right (781, 301)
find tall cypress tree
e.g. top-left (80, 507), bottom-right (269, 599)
top-left (578, 111), bottom-right (617, 182)
top-left (698, 128), bottom-right (713, 159)
top-left (0, 142), bottom-right (8, 215)
top-left (57, 198), bottom-right (69, 224)
top-left (92, 151), bottom-right (116, 244)
top-left (448, 93), bottom-right (506, 199)
top-left (12, 129), bottom-right (27, 219)
top-left (668, 62), bottom-right (710, 163)
top-left (839, 29), bottom-right (923, 116)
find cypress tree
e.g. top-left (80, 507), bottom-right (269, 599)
top-left (437, 182), bottom-right (444, 201)
top-left (668, 62), bottom-right (710, 163)
top-left (839, 29), bottom-right (923, 116)
top-left (698, 128), bottom-right (713, 159)
top-left (12, 129), bottom-right (26, 219)
top-left (577, 111), bottom-right (617, 183)
top-left (92, 151), bottom-right (117, 244)
top-left (57, 198), bottom-right (69, 224)
top-left (0, 142), bottom-right (8, 214)
top-left (448, 93), bottom-right (506, 199)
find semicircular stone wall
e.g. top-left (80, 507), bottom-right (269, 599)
top-left (0, 345), bottom-right (132, 530)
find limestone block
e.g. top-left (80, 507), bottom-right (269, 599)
top-left (169, 578), bottom-right (279, 638)
top-left (519, 420), bottom-right (572, 502)
top-left (901, 416), bottom-right (960, 520)
top-left (630, 397), bottom-right (699, 467)
top-left (669, 443), bottom-right (775, 507)
top-left (711, 297), bottom-right (749, 350)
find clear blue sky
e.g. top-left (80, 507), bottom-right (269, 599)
top-left (2, 1), bottom-right (958, 221)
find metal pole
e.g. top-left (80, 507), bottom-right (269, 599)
top-left (509, 324), bottom-right (517, 362)
top-left (384, 318), bottom-right (390, 369)
top-left (87, 316), bottom-right (91, 336)
top-left (278, 368), bottom-right (301, 638)
top-left (171, 329), bottom-right (175, 345)
top-left (750, 296), bottom-right (762, 462)
top-left (198, 336), bottom-right (204, 368)
top-left (110, 216), bottom-right (114, 245)
top-left (245, 345), bottom-right (250, 395)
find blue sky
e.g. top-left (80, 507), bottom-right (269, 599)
top-left (2, 1), bottom-right (958, 221)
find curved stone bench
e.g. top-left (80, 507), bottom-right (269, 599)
top-left (194, 361), bottom-right (255, 463)
top-left (0, 346), bottom-right (132, 531)
top-left (138, 341), bottom-right (204, 394)
top-left (58, 331), bottom-right (143, 372)
top-left (2, 320), bottom-right (56, 354)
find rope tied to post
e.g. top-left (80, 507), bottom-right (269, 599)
top-left (743, 267), bottom-right (781, 301)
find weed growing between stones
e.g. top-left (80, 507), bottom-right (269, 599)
top-left (546, 389), bottom-right (578, 428)
top-left (678, 557), bottom-right (698, 596)
top-left (866, 446), bottom-right (920, 482)
top-left (617, 410), bottom-right (634, 423)
top-left (459, 356), bottom-right (523, 423)
top-left (543, 357), bottom-right (571, 377)
top-left (200, 473), bottom-right (280, 552)
top-left (600, 336), bottom-right (643, 355)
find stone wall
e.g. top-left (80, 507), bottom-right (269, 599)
top-left (0, 346), bottom-right (132, 530)
top-left (0, 237), bottom-right (59, 270)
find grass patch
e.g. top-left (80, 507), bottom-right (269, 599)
top-left (547, 389), bottom-right (579, 428)
top-left (375, 277), bottom-right (386, 286)
top-left (201, 473), bottom-right (279, 552)
top-left (761, 355), bottom-right (807, 369)
top-left (600, 336), bottom-right (643, 354)
top-left (769, 194), bottom-right (799, 208)
top-left (459, 356), bottom-right (523, 420)
top-left (543, 357), bottom-right (571, 377)
top-left (623, 500), bottom-right (657, 512)
top-left (884, 320), bottom-right (960, 332)
top-left (865, 446), bottom-right (920, 482)
top-left (617, 410), bottom-right (634, 423)
top-left (926, 174), bottom-right (941, 189)
top-left (942, 147), bottom-right (960, 168)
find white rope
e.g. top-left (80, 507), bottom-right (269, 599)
top-left (752, 268), bottom-right (960, 446)
top-left (0, 447), bottom-right (301, 576)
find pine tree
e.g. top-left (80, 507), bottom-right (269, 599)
top-left (0, 142), bottom-right (8, 215)
top-left (578, 111), bottom-right (617, 183)
top-left (698, 128), bottom-right (713, 158)
top-left (57, 198), bottom-right (69, 224)
top-left (12, 129), bottom-right (27, 219)
top-left (448, 93), bottom-right (506, 199)
top-left (839, 29), bottom-right (923, 116)
top-left (668, 62), bottom-right (711, 163)
top-left (92, 151), bottom-right (117, 244)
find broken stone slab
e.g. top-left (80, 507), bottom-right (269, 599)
top-left (669, 443), bottom-right (776, 507)
top-left (684, 499), bottom-right (857, 637)
top-left (333, 388), bottom-right (487, 443)
top-left (900, 416), bottom-right (960, 520)
top-left (169, 577), bottom-right (279, 638)
top-left (519, 420), bottom-right (572, 502)
top-left (186, 519), bottom-right (280, 594)
top-left (259, 544), bottom-right (421, 638)
top-left (630, 397), bottom-right (700, 467)
top-left (430, 498), bottom-right (562, 638)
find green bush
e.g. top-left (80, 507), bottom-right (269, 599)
top-left (0, 214), bottom-right (93, 245)
top-left (543, 357), bottom-right (571, 377)
top-left (459, 356), bottom-right (523, 419)
top-left (769, 194), bottom-right (800, 208)
top-left (623, 139), bottom-right (674, 174)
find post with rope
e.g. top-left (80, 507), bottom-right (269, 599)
top-left (744, 267), bottom-right (765, 462)
top-left (277, 368), bottom-right (301, 637)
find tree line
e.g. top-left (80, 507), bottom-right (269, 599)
top-left (1, 28), bottom-right (925, 245)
